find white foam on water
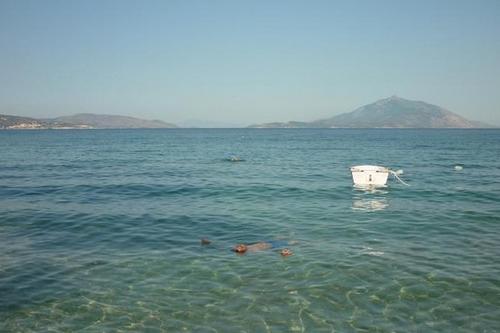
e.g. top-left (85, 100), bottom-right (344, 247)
top-left (366, 251), bottom-right (385, 257)
top-left (360, 246), bottom-right (385, 257)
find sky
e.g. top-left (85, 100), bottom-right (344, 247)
top-left (1, 0), bottom-right (499, 126)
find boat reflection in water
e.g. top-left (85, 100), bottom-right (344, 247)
top-left (352, 185), bottom-right (389, 211)
top-left (352, 197), bottom-right (388, 211)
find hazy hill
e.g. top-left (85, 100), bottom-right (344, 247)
top-left (249, 121), bottom-right (310, 128)
top-left (177, 119), bottom-right (246, 128)
top-left (51, 114), bottom-right (177, 129)
top-left (1, 113), bottom-right (177, 129)
top-left (249, 96), bottom-right (492, 128)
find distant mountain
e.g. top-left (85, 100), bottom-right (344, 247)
top-left (177, 119), bottom-right (245, 128)
top-left (249, 96), bottom-right (492, 128)
top-left (50, 113), bottom-right (176, 129)
top-left (0, 113), bottom-right (177, 129)
top-left (249, 121), bottom-right (310, 128)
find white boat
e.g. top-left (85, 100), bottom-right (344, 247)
top-left (350, 165), bottom-right (389, 186)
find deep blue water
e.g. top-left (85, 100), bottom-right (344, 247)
top-left (1, 129), bottom-right (500, 332)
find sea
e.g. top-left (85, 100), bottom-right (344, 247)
top-left (1, 128), bottom-right (499, 332)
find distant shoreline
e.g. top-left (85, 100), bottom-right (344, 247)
top-left (1, 127), bottom-right (498, 130)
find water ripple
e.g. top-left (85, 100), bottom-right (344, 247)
top-left (1, 129), bottom-right (500, 331)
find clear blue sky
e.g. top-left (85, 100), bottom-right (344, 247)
top-left (1, 0), bottom-right (499, 126)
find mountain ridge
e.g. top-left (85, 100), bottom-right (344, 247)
top-left (249, 96), bottom-right (493, 128)
top-left (0, 113), bottom-right (177, 129)
top-left (1, 97), bottom-right (496, 129)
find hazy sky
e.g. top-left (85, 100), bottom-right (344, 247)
top-left (1, 0), bottom-right (499, 126)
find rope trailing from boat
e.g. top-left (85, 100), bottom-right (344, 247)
top-left (389, 170), bottom-right (410, 186)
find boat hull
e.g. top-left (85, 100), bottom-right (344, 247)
top-left (351, 165), bottom-right (389, 186)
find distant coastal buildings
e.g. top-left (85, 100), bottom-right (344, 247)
top-left (0, 115), bottom-right (52, 129)
top-left (1, 120), bottom-right (93, 130)
top-left (4, 122), bottom-right (44, 130)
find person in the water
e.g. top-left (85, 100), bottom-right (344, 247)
top-left (232, 242), bottom-right (270, 253)
top-left (201, 238), bottom-right (294, 256)
top-left (232, 241), bottom-right (293, 256)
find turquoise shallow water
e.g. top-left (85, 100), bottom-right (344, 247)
top-left (1, 128), bottom-right (500, 332)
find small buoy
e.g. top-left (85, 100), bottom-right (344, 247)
top-left (454, 165), bottom-right (463, 171)
top-left (226, 156), bottom-right (243, 162)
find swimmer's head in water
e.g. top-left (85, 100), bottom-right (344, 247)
top-left (280, 248), bottom-right (293, 256)
top-left (233, 244), bottom-right (247, 253)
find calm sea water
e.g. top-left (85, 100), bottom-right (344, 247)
top-left (1, 129), bottom-right (500, 332)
